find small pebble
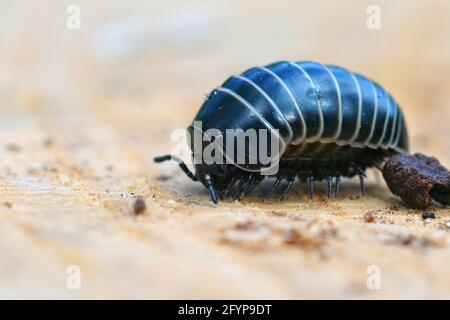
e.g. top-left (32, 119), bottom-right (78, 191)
top-left (3, 202), bottom-right (12, 209)
top-left (364, 212), bottom-right (375, 223)
top-left (5, 144), bottom-right (21, 152)
top-left (133, 196), bottom-right (147, 215)
top-left (422, 211), bottom-right (436, 220)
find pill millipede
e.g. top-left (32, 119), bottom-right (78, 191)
top-left (154, 61), bottom-right (409, 204)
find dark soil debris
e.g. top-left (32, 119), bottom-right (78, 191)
top-left (364, 212), bottom-right (376, 223)
top-left (133, 196), bottom-right (147, 215)
top-left (422, 211), bottom-right (436, 220)
top-left (383, 153), bottom-right (450, 209)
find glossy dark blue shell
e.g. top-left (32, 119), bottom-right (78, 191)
top-left (191, 61), bottom-right (409, 162)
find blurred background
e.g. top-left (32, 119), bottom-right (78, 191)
top-left (1, 0), bottom-right (449, 161)
top-left (0, 0), bottom-right (448, 299)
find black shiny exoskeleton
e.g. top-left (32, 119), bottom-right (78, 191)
top-left (155, 61), bottom-right (409, 204)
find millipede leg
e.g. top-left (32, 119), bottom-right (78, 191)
top-left (265, 177), bottom-right (283, 199)
top-left (236, 176), bottom-right (254, 199)
top-left (241, 176), bottom-right (264, 198)
top-left (307, 176), bottom-right (314, 199)
top-left (229, 177), bottom-right (247, 199)
top-left (327, 176), bottom-right (333, 199)
top-left (359, 174), bottom-right (365, 197)
top-left (279, 176), bottom-right (295, 201)
top-left (334, 176), bottom-right (341, 197)
top-left (354, 165), bottom-right (367, 178)
top-left (224, 176), bottom-right (239, 197)
top-left (232, 176), bottom-right (252, 200)
top-left (203, 173), bottom-right (218, 204)
top-left (153, 154), bottom-right (198, 181)
top-left (353, 164), bottom-right (366, 197)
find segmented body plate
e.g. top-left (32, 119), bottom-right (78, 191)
top-left (194, 61), bottom-right (408, 156)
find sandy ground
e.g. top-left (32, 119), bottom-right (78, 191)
top-left (0, 0), bottom-right (449, 299)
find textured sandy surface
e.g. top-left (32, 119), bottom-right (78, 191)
top-left (0, 0), bottom-right (449, 299)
